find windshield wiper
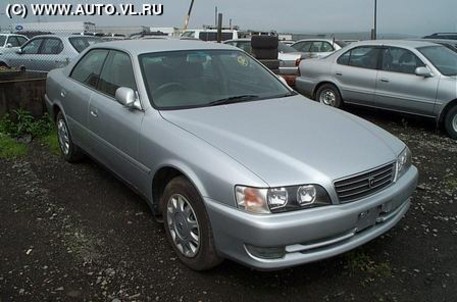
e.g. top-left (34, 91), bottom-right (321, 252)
top-left (208, 95), bottom-right (259, 106)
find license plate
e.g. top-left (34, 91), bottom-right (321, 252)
top-left (356, 207), bottom-right (381, 232)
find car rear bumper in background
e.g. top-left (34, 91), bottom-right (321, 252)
top-left (205, 166), bottom-right (418, 270)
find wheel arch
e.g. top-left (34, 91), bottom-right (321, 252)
top-left (312, 81), bottom-right (342, 99)
top-left (438, 99), bottom-right (457, 126)
top-left (151, 164), bottom-right (208, 215)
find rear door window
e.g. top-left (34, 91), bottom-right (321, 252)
top-left (70, 49), bottom-right (109, 88)
top-left (40, 38), bottom-right (64, 54)
top-left (337, 46), bottom-right (380, 69)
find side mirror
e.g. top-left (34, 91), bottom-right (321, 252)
top-left (115, 87), bottom-right (136, 107)
top-left (5, 43), bottom-right (12, 48)
top-left (415, 67), bottom-right (432, 77)
top-left (16, 48), bottom-right (23, 54)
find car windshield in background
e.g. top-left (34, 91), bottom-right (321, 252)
top-left (69, 37), bottom-right (101, 53)
top-left (278, 43), bottom-right (299, 53)
top-left (139, 49), bottom-right (291, 109)
top-left (418, 45), bottom-right (457, 76)
top-left (335, 40), bottom-right (347, 48)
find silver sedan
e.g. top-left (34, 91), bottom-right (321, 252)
top-left (296, 40), bottom-right (457, 139)
top-left (45, 40), bottom-right (418, 271)
top-left (0, 34), bottom-right (100, 72)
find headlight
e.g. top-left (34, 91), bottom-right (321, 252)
top-left (236, 184), bottom-right (331, 214)
top-left (395, 147), bottom-right (412, 181)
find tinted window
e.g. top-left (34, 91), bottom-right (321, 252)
top-left (381, 47), bottom-right (425, 74)
top-left (22, 38), bottom-right (44, 54)
top-left (198, 32), bottom-right (233, 41)
top-left (40, 38), bottom-right (63, 54)
top-left (6, 36), bottom-right (20, 47)
top-left (98, 51), bottom-right (137, 97)
top-left (70, 49), bottom-right (108, 88)
top-left (139, 50), bottom-right (290, 109)
top-left (17, 36), bottom-right (27, 46)
top-left (278, 43), bottom-right (298, 53)
top-left (292, 42), bottom-right (311, 52)
top-left (0, 36), bottom-right (6, 47)
top-left (337, 47), bottom-right (380, 69)
top-left (418, 45), bottom-right (457, 76)
top-left (69, 37), bottom-right (101, 53)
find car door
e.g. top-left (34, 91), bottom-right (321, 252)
top-left (9, 37), bottom-right (44, 70)
top-left (64, 49), bottom-right (109, 149)
top-left (332, 46), bottom-right (381, 106)
top-left (37, 38), bottom-right (65, 71)
top-left (375, 47), bottom-right (439, 116)
top-left (88, 50), bottom-right (147, 191)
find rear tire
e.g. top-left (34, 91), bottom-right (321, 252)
top-left (56, 111), bottom-right (83, 162)
top-left (161, 176), bottom-right (222, 271)
top-left (315, 84), bottom-right (342, 108)
top-left (444, 105), bottom-right (457, 139)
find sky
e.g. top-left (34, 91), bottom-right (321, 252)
top-left (1, 0), bottom-right (456, 36)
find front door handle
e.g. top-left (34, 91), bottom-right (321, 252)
top-left (336, 72), bottom-right (343, 76)
top-left (60, 89), bottom-right (67, 98)
top-left (90, 109), bottom-right (98, 117)
top-left (380, 78), bottom-right (389, 83)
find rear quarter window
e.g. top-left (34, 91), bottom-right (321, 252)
top-left (69, 37), bottom-right (101, 53)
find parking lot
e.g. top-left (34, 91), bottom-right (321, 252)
top-left (1, 105), bottom-right (456, 302)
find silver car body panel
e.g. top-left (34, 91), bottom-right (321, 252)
top-left (296, 40), bottom-right (457, 121)
top-left (45, 39), bottom-right (418, 270)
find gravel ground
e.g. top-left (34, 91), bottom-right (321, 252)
top-left (1, 106), bottom-right (456, 302)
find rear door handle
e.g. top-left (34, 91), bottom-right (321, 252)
top-left (90, 109), bottom-right (98, 117)
top-left (336, 72), bottom-right (343, 76)
top-left (380, 78), bottom-right (389, 83)
top-left (60, 89), bottom-right (67, 98)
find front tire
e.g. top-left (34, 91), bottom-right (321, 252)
top-left (161, 176), bottom-right (222, 271)
top-left (56, 111), bottom-right (83, 162)
top-left (315, 84), bottom-right (342, 108)
top-left (444, 105), bottom-right (457, 139)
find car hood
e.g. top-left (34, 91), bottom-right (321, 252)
top-left (160, 96), bottom-right (404, 186)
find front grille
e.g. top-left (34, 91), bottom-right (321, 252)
top-left (335, 163), bottom-right (395, 203)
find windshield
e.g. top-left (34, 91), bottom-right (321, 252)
top-left (418, 45), bottom-right (457, 76)
top-left (69, 37), bottom-right (101, 53)
top-left (139, 49), bottom-right (292, 109)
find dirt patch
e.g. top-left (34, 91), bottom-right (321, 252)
top-left (1, 107), bottom-right (456, 301)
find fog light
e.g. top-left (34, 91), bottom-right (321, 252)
top-left (245, 244), bottom-right (286, 259)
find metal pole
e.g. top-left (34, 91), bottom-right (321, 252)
top-left (217, 13), bottom-right (223, 43)
top-left (215, 6), bottom-right (218, 27)
top-left (373, 0), bottom-right (377, 40)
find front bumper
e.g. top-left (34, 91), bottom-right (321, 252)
top-left (205, 166), bottom-right (418, 270)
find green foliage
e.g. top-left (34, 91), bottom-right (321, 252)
top-left (0, 109), bottom-right (53, 138)
top-left (41, 132), bottom-right (60, 155)
top-left (0, 109), bottom-right (57, 157)
top-left (0, 133), bottom-right (27, 159)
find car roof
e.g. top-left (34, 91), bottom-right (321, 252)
top-left (347, 39), bottom-right (442, 48)
top-left (29, 34), bottom-right (101, 39)
top-left (295, 38), bottom-right (342, 43)
top-left (92, 39), bottom-right (237, 55)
